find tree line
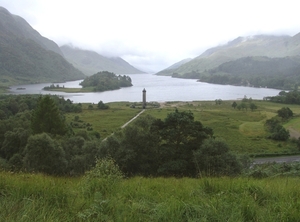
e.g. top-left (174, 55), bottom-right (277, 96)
top-left (266, 90), bottom-right (300, 105)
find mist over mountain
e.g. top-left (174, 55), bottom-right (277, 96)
top-left (60, 45), bottom-right (144, 76)
top-left (156, 58), bottom-right (192, 76)
top-left (156, 32), bottom-right (300, 89)
top-left (0, 7), bottom-right (85, 86)
top-left (158, 34), bottom-right (300, 76)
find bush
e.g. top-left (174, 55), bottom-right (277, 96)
top-left (23, 133), bottom-right (67, 175)
top-left (81, 158), bottom-right (123, 198)
top-left (193, 138), bottom-right (242, 176)
top-left (277, 107), bottom-right (293, 119)
top-left (97, 101), bottom-right (109, 109)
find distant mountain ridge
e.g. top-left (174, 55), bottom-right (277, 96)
top-left (60, 45), bottom-right (144, 76)
top-left (157, 33), bottom-right (300, 76)
top-left (0, 7), bottom-right (85, 86)
top-left (156, 58), bottom-right (192, 76)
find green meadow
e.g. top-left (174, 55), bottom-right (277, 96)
top-left (66, 100), bottom-right (300, 155)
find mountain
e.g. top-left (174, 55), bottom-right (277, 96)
top-left (158, 34), bottom-right (300, 76)
top-left (156, 58), bottom-right (192, 76)
top-left (60, 45), bottom-right (144, 76)
top-left (0, 7), bottom-right (85, 87)
top-left (199, 56), bottom-right (300, 89)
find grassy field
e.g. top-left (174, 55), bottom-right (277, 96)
top-left (64, 100), bottom-right (300, 155)
top-left (65, 102), bottom-right (143, 139)
top-left (1, 171), bottom-right (300, 221)
top-left (142, 100), bottom-right (300, 155)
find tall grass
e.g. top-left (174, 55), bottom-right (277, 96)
top-left (1, 171), bottom-right (300, 221)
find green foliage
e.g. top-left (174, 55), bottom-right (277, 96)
top-left (153, 109), bottom-right (214, 176)
top-left (265, 117), bottom-right (290, 141)
top-left (80, 71), bottom-right (132, 92)
top-left (232, 101), bottom-right (237, 109)
top-left (81, 158), bottom-right (123, 197)
top-left (250, 103), bottom-right (258, 111)
top-left (277, 107), bottom-right (293, 119)
top-left (193, 138), bottom-right (242, 176)
top-left (100, 115), bottom-right (160, 176)
top-left (31, 95), bottom-right (68, 136)
top-left (1, 127), bottom-right (30, 159)
top-left (267, 90), bottom-right (300, 104)
top-left (97, 100), bottom-right (109, 109)
top-left (101, 109), bottom-right (217, 177)
top-left (23, 133), bottom-right (67, 175)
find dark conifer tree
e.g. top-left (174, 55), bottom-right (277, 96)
top-left (31, 95), bottom-right (67, 136)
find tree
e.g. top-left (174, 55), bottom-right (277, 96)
top-left (250, 103), bottom-right (257, 111)
top-left (23, 133), bottom-right (67, 175)
top-left (31, 95), bottom-right (67, 136)
top-left (100, 115), bottom-right (160, 176)
top-left (152, 109), bottom-right (213, 176)
top-left (1, 128), bottom-right (30, 160)
top-left (269, 125), bottom-right (290, 141)
top-left (277, 107), bottom-right (293, 119)
top-left (240, 103), bottom-right (248, 111)
top-left (97, 100), bottom-right (109, 109)
top-left (153, 109), bottom-right (213, 150)
top-left (265, 117), bottom-right (290, 141)
top-left (232, 101), bottom-right (237, 109)
top-left (193, 138), bottom-right (241, 176)
top-left (215, 99), bottom-right (222, 105)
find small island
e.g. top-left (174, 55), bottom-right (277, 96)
top-left (43, 71), bottom-right (133, 93)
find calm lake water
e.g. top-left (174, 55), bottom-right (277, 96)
top-left (8, 74), bottom-right (281, 103)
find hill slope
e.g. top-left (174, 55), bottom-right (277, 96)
top-left (199, 56), bottom-right (300, 89)
top-left (60, 45), bottom-right (144, 76)
top-left (0, 7), bottom-right (85, 86)
top-left (158, 34), bottom-right (300, 76)
top-left (156, 58), bottom-right (192, 76)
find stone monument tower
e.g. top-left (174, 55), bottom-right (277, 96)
top-left (142, 88), bottom-right (146, 109)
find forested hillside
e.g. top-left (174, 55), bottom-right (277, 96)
top-left (196, 56), bottom-right (300, 89)
top-left (0, 7), bottom-right (85, 87)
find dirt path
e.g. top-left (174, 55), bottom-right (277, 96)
top-left (121, 109), bottom-right (146, 128)
top-left (288, 127), bottom-right (300, 139)
top-left (253, 155), bottom-right (300, 164)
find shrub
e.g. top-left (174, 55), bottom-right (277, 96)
top-left (81, 158), bottom-right (123, 198)
top-left (193, 138), bottom-right (242, 176)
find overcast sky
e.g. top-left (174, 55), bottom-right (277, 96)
top-left (1, 0), bottom-right (299, 72)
